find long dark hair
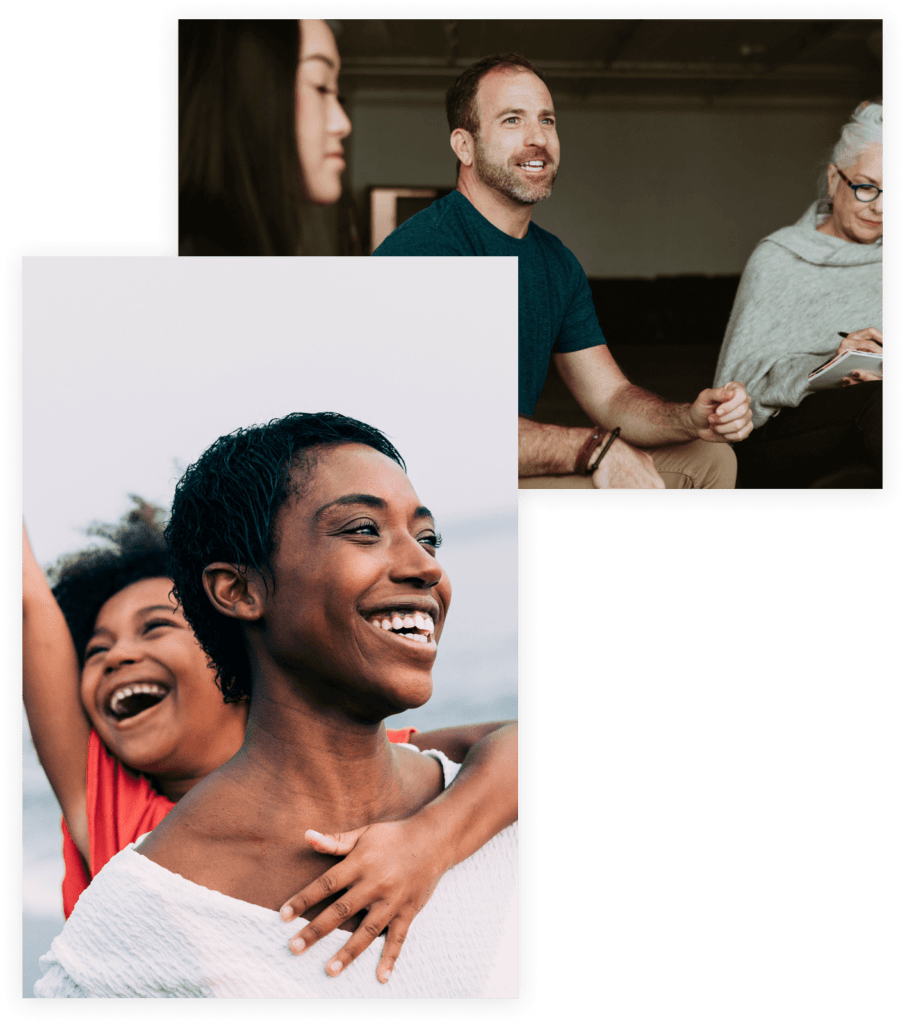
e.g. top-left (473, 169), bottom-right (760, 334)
top-left (179, 20), bottom-right (307, 255)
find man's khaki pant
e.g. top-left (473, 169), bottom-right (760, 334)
top-left (519, 439), bottom-right (737, 489)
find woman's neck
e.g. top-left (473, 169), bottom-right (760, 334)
top-left (221, 682), bottom-right (426, 833)
top-left (135, 671), bottom-right (444, 912)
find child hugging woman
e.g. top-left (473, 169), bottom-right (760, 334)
top-left (24, 490), bottom-right (516, 986)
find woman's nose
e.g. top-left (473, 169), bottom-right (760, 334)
top-left (331, 96), bottom-right (351, 139)
top-left (390, 538), bottom-right (443, 588)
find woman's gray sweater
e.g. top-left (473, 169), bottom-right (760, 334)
top-left (714, 202), bottom-right (882, 429)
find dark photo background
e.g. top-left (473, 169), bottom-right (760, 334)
top-left (323, 19), bottom-right (882, 420)
top-left (8, 17), bottom-right (884, 415)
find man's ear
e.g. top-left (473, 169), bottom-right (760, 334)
top-left (202, 563), bottom-right (265, 622)
top-left (450, 128), bottom-right (474, 167)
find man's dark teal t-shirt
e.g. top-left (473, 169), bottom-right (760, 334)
top-left (373, 190), bottom-right (606, 416)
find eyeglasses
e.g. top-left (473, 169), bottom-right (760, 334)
top-left (835, 166), bottom-right (882, 203)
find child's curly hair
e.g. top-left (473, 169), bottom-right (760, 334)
top-left (50, 498), bottom-right (171, 667)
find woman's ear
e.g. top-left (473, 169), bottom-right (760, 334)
top-left (826, 163), bottom-right (838, 199)
top-left (202, 563), bottom-right (265, 621)
top-left (450, 128), bottom-right (474, 168)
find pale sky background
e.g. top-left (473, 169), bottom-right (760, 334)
top-left (20, 256), bottom-right (519, 997)
top-left (21, 255), bottom-right (519, 738)
top-left (22, 257), bottom-right (516, 564)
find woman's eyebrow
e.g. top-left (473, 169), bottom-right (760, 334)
top-left (302, 53), bottom-right (337, 71)
top-left (312, 495), bottom-right (435, 525)
top-left (314, 494), bottom-right (386, 521)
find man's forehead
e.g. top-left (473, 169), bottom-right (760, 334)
top-left (476, 67), bottom-right (553, 120)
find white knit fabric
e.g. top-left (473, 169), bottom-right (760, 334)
top-left (34, 751), bottom-right (517, 998)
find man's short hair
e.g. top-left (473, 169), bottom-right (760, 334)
top-left (165, 412), bottom-right (406, 705)
top-left (445, 53), bottom-right (545, 136)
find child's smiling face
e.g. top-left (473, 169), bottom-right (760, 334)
top-left (80, 576), bottom-right (247, 794)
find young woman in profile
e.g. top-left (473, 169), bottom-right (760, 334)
top-left (179, 19), bottom-right (351, 255)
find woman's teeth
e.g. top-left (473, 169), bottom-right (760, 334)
top-left (367, 612), bottom-right (435, 643)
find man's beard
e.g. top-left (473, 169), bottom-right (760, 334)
top-left (473, 136), bottom-right (558, 205)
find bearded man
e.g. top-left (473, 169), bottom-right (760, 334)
top-left (374, 54), bottom-right (752, 488)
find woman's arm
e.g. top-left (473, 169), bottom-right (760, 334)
top-left (22, 524), bottom-right (92, 861)
top-left (279, 720), bottom-right (517, 983)
top-left (713, 245), bottom-right (844, 428)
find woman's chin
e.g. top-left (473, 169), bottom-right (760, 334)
top-left (394, 679), bottom-right (433, 712)
top-left (379, 673), bottom-right (433, 715)
top-left (303, 175), bottom-right (343, 206)
top-left (331, 668), bottom-right (433, 723)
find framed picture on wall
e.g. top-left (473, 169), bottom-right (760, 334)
top-left (368, 186), bottom-right (453, 252)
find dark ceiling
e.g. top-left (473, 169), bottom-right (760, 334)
top-left (335, 20), bottom-right (882, 103)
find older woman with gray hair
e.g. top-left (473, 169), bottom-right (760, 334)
top-left (713, 102), bottom-right (882, 487)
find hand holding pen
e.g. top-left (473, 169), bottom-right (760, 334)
top-left (834, 329), bottom-right (883, 386)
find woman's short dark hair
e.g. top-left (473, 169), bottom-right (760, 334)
top-left (179, 20), bottom-right (307, 256)
top-left (50, 500), bottom-right (171, 667)
top-left (165, 412), bottom-right (406, 704)
top-left (445, 53), bottom-right (545, 136)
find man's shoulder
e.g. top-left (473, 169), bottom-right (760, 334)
top-left (527, 221), bottom-right (580, 263)
top-left (373, 191), bottom-right (468, 256)
top-left (521, 222), bottom-right (588, 290)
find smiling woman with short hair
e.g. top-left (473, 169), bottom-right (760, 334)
top-left (34, 412), bottom-right (517, 998)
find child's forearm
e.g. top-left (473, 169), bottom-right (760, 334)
top-left (409, 720), bottom-right (510, 763)
top-left (22, 524), bottom-right (92, 857)
top-left (415, 722), bottom-right (517, 870)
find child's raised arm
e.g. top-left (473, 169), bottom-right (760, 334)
top-left (22, 523), bottom-right (92, 861)
top-left (279, 720), bottom-right (517, 983)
